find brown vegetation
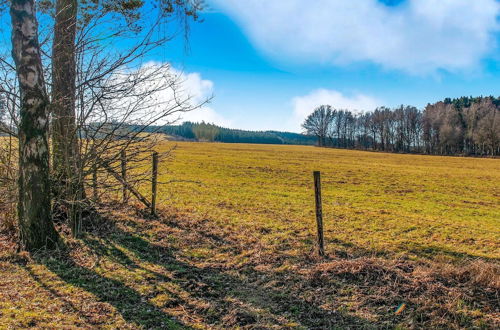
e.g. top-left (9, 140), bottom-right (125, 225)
top-left (0, 202), bottom-right (498, 328)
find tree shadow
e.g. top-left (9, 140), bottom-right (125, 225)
top-left (328, 234), bottom-right (498, 264)
top-left (24, 265), bottom-right (97, 327)
top-left (28, 240), bottom-right (191, 329)
top-left (401, 241), bottom-right (499, 263)
top-left (24, 205), bottom-right (497, 328)
top-left (73, 211), bottom-right (377, 328)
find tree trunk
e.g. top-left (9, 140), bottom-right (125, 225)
top-left (51, 0), bottom-right (82, 236)
top-left (10, 0), bottom-right (59, 250)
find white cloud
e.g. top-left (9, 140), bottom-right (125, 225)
top-left (212, 0), bottom-right (500, 73)
top-left (106, 62), bottom-right (231, 127)
top-left (177, 71), bottom-right (214, 105)
top-left (289, 89), bottom-right (382, 132)
top-left (172, 70), bottom-right (233, 127)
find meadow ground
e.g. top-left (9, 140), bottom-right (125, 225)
top-left (1, 142), bottom-right (499, 328)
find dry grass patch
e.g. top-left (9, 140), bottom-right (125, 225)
top-left (1, 142), bottom-right (499, 328)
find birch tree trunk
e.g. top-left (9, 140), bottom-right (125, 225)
top-left (51, 0), bottom-right (82, 236)
top-left (10, 0), bottom-right (59, 250)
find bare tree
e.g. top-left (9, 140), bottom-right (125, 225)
top-left (301, 97), bottom-right (497, 156)
top-left (302, 105), bottom-right (334, 147)
top-left (1, 0), bottom-right (206, 243)
top-left (76, 61), bottom-right (207, 212)
top-left (474, 99), bottom-right (499, 155)
top-left (47, 0), bottom-right (203, 235)
top-left (51, 0), bottom-right (80, 232)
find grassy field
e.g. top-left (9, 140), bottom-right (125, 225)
top-left (160, 142), bottom-right (499, 261)
top-left (1, 142), bottom-right (499, 328)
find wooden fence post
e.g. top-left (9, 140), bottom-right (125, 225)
top-left (121, 150), bottom-right (128, 203)
top-left (151, 151), bottom-right (158, 216)
top-left (92, 149), bottom-right (98, 203)
top-left (313, 171), bottom-right (325, 257)
top-left (101, 161), bottom-right (152, 209)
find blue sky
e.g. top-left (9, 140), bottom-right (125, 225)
top-left (1, 0), bottom-right (498, 132)
top-left (155, 0), bottom-right (500, 132)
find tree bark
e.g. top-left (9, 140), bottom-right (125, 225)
top-left (51, 0), bottom-right (82, 236)
top-left (10, 0), bottom-right (59, 250)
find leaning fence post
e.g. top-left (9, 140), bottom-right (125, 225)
top-left (313, 171), bottom-right (325, 257)
top-left (121, 150), bottom-right (128, 203)
top-left (151, 151), bottom-right (158, 216)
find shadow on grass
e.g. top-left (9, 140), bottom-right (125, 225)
top-left (26, 206), bottom-right (377, 329)
top-left (18, 202), bottom-right (499, 328)
top-left (401, 241), bottom-right (499, 263)
top-left (95, 221), bottom-right (374, 328)
top-left (24, 266), bottom-right (98, 327)
top-left (28, 241), bottom-right (191, 329)
top-left (328, 235), bottom-right (498, 264)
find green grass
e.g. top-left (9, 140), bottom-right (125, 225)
top-left (0, 142), bottom-right (498, 328)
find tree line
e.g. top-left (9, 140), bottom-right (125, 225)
top-left (303, 96), bottom-right (499, 156)
top-left (147, 122), bottom-right (317, 145)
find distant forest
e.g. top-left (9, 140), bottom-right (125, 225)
top-left (303, 96), bottom-right (499, 156)
top-left (145, 122), bottom-right (317, 145)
